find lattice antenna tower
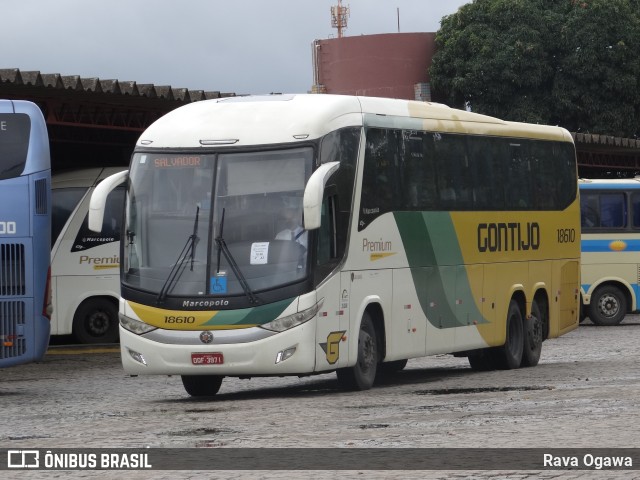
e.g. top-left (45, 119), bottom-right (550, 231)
top-left (331, 0), bottom-right (350, 38)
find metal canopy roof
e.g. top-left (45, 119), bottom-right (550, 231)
top-left (0, 68), bottom-right (236, 171)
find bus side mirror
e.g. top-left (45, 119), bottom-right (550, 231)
top-left (303, 161), bottom-right (340, 230)
top-left (88, 170), bottom-right (129, 232)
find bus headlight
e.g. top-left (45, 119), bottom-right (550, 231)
top-left (260, 299), bottom-right (324, 333)
top-left (119, 313), bottom-right (157, 335)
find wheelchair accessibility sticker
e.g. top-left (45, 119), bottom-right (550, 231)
top-left (210, 273), bottom-right (228, 294)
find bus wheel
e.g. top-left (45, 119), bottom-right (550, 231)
top-left (494, 300), bottom-right (524, 370)
top-left (181, 375), bottom-right (223, 397)
top-left (589, 285), bottom-right (626, 326)
top-left (521, 300), bottom-right (543, 367)
top-left (336, 312), bottom-right (378, 390)
top-left (72, 298), bottom-right (119, 344)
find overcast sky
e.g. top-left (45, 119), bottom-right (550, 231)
top-left (3, 0), bottom-right (469, 95)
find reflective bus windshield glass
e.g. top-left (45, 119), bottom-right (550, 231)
top-left (0, 113), bottom-right (30, 179)
top-left (124, 148), bottom-right (314, 298)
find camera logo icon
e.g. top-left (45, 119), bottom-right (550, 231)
top-left (7, 450), bottom-right (39, 469)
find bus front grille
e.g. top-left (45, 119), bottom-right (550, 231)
top-left (0, 244), bottom-right (26, 296)
top-left (0, 300), bottom-right (26, 359)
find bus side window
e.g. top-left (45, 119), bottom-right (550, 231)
top-left (317, 194), bottom-right (337, 265)
top-left (580, 193), bottom-right (600, 228)
top-left (600, 193), bottom-right (626, 228)
top-left (71, 186), bottom-right (124, 253)
top-left (506, 143), bottom-right (531, 209)
top-left (102, 187), bottom-right (124, 237)
top-left (633, 193), bottom-right (640, 229)
top-left (315, 192), bottom-right (338, 285)
top-left (468, 137), bottom-right (505, 210)
top-left (359, 128), bottom-right (401, 229)
top-left (401, 131), bottom-right (435, 210)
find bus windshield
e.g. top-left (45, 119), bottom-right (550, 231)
top-left (124, 147), bottom-right (314, 300)
top-left (0, 112), bottom-right (30, 180)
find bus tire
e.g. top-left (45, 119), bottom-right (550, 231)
top-left (493, 299), bottom-right (524, 370)
top-left (521, 300), bottom-right (543, 367)
top-left (181, 375), bottom-right (223, 397)
top-left (72, 298), bottom-right (119, 344)
top-left (589, 285), bottom-right (626, 326)
top-left (336, 312), bottom-right (378, 390)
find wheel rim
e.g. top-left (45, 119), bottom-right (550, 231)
top-left (598, 294), bottom-right (619, 318)
top-left (87, 311), bottom-right (110, 336)
top-left (527, 315), bottom-right (543, 349)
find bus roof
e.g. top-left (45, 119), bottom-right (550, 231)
top-left (136, 94), bottom-right (573, 149)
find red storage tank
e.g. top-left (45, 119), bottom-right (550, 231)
top-left (311, 32), bottom-right (436, 100)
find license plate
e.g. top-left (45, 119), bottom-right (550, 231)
top-left (191, 352), bottom-right (224, 365)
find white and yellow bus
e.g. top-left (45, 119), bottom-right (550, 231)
top-left (89, 94), bottom-right (580, 396)
top-left (579, 178), bottom-right (640, 325)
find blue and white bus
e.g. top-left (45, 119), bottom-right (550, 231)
top-left (0, 100), bottom-right (51, 367)
top-left (579, 178), bottom-right (640, 325)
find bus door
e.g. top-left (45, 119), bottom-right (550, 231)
top-left (314, 194), bottom-right (350, 371)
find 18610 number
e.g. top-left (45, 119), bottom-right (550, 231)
top-left (557, 228), bottom-right (576, 243)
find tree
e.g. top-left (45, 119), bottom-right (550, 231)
top-left (430, 0), bottom-right (640, 137)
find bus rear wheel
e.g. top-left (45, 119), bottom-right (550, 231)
top-left (493, 300), bottom-right (524, 370)
top-left (72, 298), bottom-right (119, 344)
top-left (521, 300), bottom-right (543, 367)
top-left (336, 313), bottom-right (378, 390)
top-left (589, 285), bottom-right (626, 326)
top-left (181, 375), bottom-right (223, 397)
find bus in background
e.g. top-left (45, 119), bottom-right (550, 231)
top-left (90, 94), bottom-right (580, 397)
top-left (51, 167), bottom-right (124, 343)
top-left (0, 99), bottom-right (51, 367)
top-left (579, 178), bottom-right (640, 325)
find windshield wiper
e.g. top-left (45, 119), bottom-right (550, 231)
top-left (157, 206), bottom-right (200, 303)
top-left (190, 204), bottom-right (200, 270)
top-left (215, 208), bottom-right (260, 305)
top-left (126, 230), bottom-right (139, 268)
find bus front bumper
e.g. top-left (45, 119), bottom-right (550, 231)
top-left (119, 322), bottom-right (318, 376)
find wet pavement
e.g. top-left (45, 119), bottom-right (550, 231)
top-left (2, 316), bottom-right (640, 479)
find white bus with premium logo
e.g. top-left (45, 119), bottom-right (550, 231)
top-left (89, 94), bottom-right (580, 396)
top-left (51, 167), bottom-right (124, 343)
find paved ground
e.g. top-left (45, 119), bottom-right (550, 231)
top-left (2, 316), bottom-right (640, 479)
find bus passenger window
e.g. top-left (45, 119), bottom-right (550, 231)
top-left (633, 193), bottom-right (640, 229)
top-left (506, 144), bottom-right (531, 209)
top-left (580, 194), bottom-right (600, 228)
top-left (359, 128), bottom-right (401, 229)
top-left (600, 193), bottom-right (626, 228)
